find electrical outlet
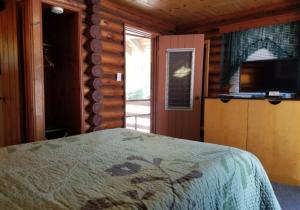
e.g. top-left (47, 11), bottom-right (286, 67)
top-left (116, 73), bottom-right (122, 81)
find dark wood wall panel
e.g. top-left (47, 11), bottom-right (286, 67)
top-left (43, 10), bottom-right (83, 136)
top-left (0, 0), bottom-right (22, 146)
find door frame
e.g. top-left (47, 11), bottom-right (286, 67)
top-left (151, 36), bottom-right (159, 133)
top-left (23, 0), bottom-right (85, 141)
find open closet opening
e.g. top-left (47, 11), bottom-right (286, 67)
top-left (42, 3), bottom-right (82, 139)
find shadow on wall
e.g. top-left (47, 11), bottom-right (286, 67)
top-left (0, 0), bottom-right (5, 12)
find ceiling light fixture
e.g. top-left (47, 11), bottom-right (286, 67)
top-left (51, 6), bottom-right (64, 14)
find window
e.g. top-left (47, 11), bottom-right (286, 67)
top-left (165, 48), bottom-right (195, 110)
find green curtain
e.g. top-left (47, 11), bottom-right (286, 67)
top-left (221, 21), bottom-right (300, 86)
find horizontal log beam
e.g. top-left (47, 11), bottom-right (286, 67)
top-left (98, 110), bottom-right (125, 119)
top-left (87, 39), bottom-right (102, 52)
top-left (102, 41), bottom-right (124, 53)
top-left (100, 29), bottom-right (124, 43)
top-left (90, 52), bottom-right (125, 66)
top-left (87, 4), bottom-right (100, 14)
top-left (93, 120), bottom-right (124, 130)
top-left (92, 111), bottom-right (125, 126)
top-left (91, 64), bottom-right (124, 77)
top-left (92, 78), bottom-right (124, 89)
top-left (86, 25), bottom-right (101, 39)
top-left (86, 13), bottom-right (101, 25)
top-left (100, 19), bottom-right (124, 33)
top-left (92, 88), bottom-right (124, 101)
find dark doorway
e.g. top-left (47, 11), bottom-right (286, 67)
top-left (42, 4), bottom-right (82, 139)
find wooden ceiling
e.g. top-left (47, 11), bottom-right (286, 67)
top-left (110, 0), bottom-right (299, 30)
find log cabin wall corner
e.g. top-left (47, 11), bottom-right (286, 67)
top-left (86, 0), bottom-right (176, 131)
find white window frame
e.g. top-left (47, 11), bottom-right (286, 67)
top-left (165, 48), bottom-right (195, 111)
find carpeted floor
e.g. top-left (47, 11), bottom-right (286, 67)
top-left (272, 182), bottom-right (300, 210)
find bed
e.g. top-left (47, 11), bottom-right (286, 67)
top-left (0, 128), bottom-right (280, 210)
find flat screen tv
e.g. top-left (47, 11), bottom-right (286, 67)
top-left (239, 57), bottom-right (300, 93)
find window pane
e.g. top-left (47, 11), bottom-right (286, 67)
top-left (166, 50), bottom-right (194, 109)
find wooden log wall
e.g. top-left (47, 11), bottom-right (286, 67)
top-left (0, 0), bottom-right (22, 146)
top-left (84, 0), bottom-right (174, 131)
top-left (177, 2), bottom-right (300, 97)
top-left (203, 29), bottom-right (224, 97)
top-left (85, 0), bottom-right (125, 131)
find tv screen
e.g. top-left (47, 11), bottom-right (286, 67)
top-left (239, 58), bottom-right (300, 93)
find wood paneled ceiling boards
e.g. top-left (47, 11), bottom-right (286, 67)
top-left (110, 0), bottom-right (300, 31)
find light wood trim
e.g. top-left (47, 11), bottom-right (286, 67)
top-left (0, 0), bottom-right (22, 146)
top-left (151, 36), bottom-right (159, 133)
top-left (42, 0), bottom-right (85, 10)
top-left (23, 0), bottom-right (45, 141)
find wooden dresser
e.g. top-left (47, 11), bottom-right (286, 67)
top-left (204, 98), bottom-right (300, 186)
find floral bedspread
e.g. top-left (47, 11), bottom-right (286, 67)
top-left (0, 128), bottom-right (280, 210)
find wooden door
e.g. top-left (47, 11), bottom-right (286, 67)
top-left (155, 35), bottom-right (204, 140)
top-left (247, 100), bottom-right (300, 185)
top-left (0, 0), bottom-right (22, 146)
top-left (204, 99), bottom-right (248, 150)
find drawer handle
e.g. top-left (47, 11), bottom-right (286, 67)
top-left (268, 99), bottom-right (282, 105)
top-left (220, 98), bottom-right (231, 103)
